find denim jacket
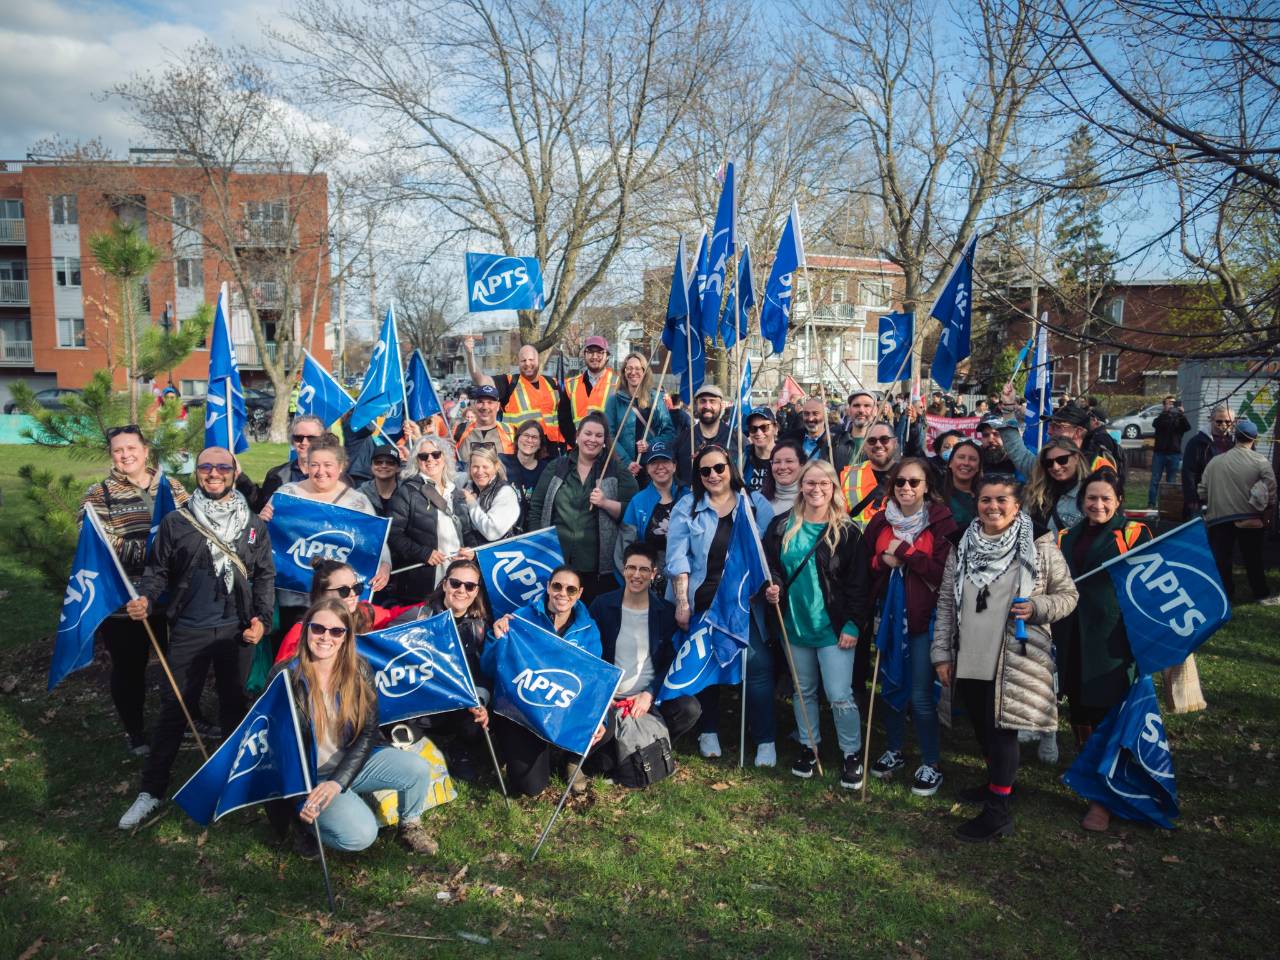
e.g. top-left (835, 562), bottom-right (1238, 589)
top-left (663, 490), bottom-right (774, 604)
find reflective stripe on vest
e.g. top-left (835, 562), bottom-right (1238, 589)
top-left (503, 375), bottom-right (564, 442)
top-left (1089, 452), bottom-right (1118, 473)
top-left (839, 461), bottom-right (883, 528)
top-left (1056, 520), bottom-right (1147, 553)
top-left (456, 421), bottom-right (515, 456)
top-left (567, 368), bottom-right (616, 423)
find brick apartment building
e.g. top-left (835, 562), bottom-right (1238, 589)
top-left (0, 151), bottom-right (332, 407)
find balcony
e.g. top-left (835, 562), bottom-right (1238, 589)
top-left (0, 219), bottom-right (25, 244)
top-left (236, 222), bottom-right (297, 249)
top-left (248, 281), bottom-right (295, 307)
top-left (0, 340), bottom-right (32, 365)
top-left (0, 280), bottom-right (28, 305)
top-left (235, 340), bottom-right (303, 369)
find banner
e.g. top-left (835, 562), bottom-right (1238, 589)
top-left (877, 312), bottom-right (914, 384)
top-left (874, 569), bottom-right (910, 712)
top-left (204, 282), bottom-right (248, 454)
top-left (656, 611), bottom-right (742, 703)
top-left (358, 612), bottom-right (480, 724)
top-left (699, 161), bottom-right (736, 341)
top-left (676, 231), bottom-right (709, 404)
top-left (466, 253), bottom-right (545, 312)
top-left (488, 614), bottom-right (622, 756)
top-left (405, 350), bottom-right (444, 423)
top-left (928, 236), bottom-right (976, 390)
top-left (267, 493), bottom-right (390, 598)
top-left (297, 349), bottom-right (355, 428)
top-left (350, 306), bottom-right (407, 434)
top-left (473, 527), bottom-right (564, 619)
top-left (173, 672), bottom-right (312, 825)
top-left (778, 375), bottom-right (806, 406)
top-left (924, 414), bottom-right (980, 449)
top-left (760, 202), bottom-right (805, 354)
top-left (704, 493), bottom-right (769, 665)
top-left (1062, 676), bottom-right (1178, 829)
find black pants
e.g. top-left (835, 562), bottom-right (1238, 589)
top-left (98, 614), bottom-right (168, 739)
top-left (589, 696), bottom-right (701, 776)
top-left (492, 711), bottom-right (616, 797)
top-left (141, 624), bottom-right (253, 797)
top-left (1208, 522), bottom-right (1268, 601)
top-left (956, 678), bottom-right (1019, 790)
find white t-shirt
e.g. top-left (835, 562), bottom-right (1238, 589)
top-left (614, 604), bottom-right (655, 697)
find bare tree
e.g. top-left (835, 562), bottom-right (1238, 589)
top-left (392, 267), bottom-right (458, 359)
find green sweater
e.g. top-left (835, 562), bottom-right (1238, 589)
top-left (782, 521), bottom-right (856, 647)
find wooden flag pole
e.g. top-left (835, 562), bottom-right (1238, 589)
top-left (771, 604), bottom-right (824, 778)
top-left (639, 351), bottom-right (674, 446)
top-left (861, 647), bottom-right (882, 803)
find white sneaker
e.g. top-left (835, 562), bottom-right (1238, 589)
top-left (1037, 732), bottom-right (1059, 765)
top-left (118, 792), bottom-right (161, 830)
top-left (754, 742), bottom-right (777, 767)
top-left (698, 733), bottom-right (722, 758)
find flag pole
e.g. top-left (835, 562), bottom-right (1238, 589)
top-left (284, 668), bottom-right (337, 912)
top-left (738, 645), bottom-right (748, 769)
top-left (770, 605), bottom-right (824, 778)
top-left (530, 759), bottom-right (582, 863)
top-left (639, 351), bottom-right (673, 446)
top-left (480, 725), bottom-right (510, 811)
top-left (860, 646), bottom-right (881, 803)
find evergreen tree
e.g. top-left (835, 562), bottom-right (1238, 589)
top-left (87, 222), bottom-right (161, 422)
top-left (1053, 125), bottom-right (1117, 345)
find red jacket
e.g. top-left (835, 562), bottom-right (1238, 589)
top-left (865, 502), bottom-right (957, 635)
top-left (273, 601), bottom-right (414, 664)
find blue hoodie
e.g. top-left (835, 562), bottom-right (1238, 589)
top-left (479, 597), bottom-right (603, 685)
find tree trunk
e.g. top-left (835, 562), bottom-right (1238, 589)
top-left (122, 281), bottom-right (138, 423)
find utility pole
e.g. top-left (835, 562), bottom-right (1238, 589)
top-left (335, 189), bottom-right (347, 379)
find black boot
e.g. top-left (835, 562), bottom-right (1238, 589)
top-left (957, 781), bottom-right (1017, 804)
top-left (955, 790), bottom-right (1013, 842)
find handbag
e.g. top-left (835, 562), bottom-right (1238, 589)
top-left (612, 709), bottom-right (675, 788)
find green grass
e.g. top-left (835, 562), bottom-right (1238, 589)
top-left (1, 444), bottom-right (1278, 958)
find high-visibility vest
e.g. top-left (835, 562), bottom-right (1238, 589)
top-left (455, 420), bottom-right (515, 457)
top-left (840, 461), bottom-right (885, 529)
top-left (1088, 451), bottom-right (1119, 474)
top-left (503, 375), bottom-right (564, 443)
top-left (566, 368), bottom-right (616, 424)
top-left (1057, 520), bottom-right (1149, 554)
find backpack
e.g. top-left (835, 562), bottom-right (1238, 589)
top-left (612, 709), bottom-right (675, 788)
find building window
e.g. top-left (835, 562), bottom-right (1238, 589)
top-left (176, 258), bottom-right (203, 289)
top-left (1099, 353), bottom-right (1119, 383)
top-left (172, 195), bottom-right (201, 228)
top-left (1, 199), bottom-right (23, 219)
top-left (830, 282), bottom-right (845, 304)
top-left (57, 317), bottom-right (85, 348)
top-left (1103, 296), bottom-right (1125, 326)
top-left (860, 336), bottom-right (877, 363)
top-left (0, 261), bottom-right (26, 281)
top-left (859, 281), bottom-right (892, 306)
top-left (54, 257), bottom-right (81, 287)
top-left (50, 195), bottom-right (76, 225)
top-left (245, 201), bottom-right (286, 224)
top-left (180, 379), bottom-right (207, 398)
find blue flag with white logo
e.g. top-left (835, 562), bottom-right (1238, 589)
top-left (474, 527), bottom-right (565, 619)
top-left (297, 350), bottom-right (355, 428)
top-left (1023, 318), bottom-right (1050, 453)
top-left (267, 493), bottom-right (390, 598)
top-left (760, 202), bottom-right (805, 354)
top-left (721, 242), bottom-right (755, 349)
top-left (661, 235), bottom-right (690, 357)
top-left (699, 162), bottom-right (736, 342)
top-left (49, 509), bottom-right (137, 691)
top-left (466, 253), bottom-right (545, 312)
top-left (656, 611), bottom-right (742, 703)
top-left (705, 494), bottom-right (769, 666)
top-left (489, 614), bottom-right (622, 756)
top-left (1062, 676), bottom-right (1178, 829)
top-left (877, 312), bottom-right (914, 384)
top-left (350, 306), bottom-right (407, 433)
top-left (359, 612), bottom-right (480, 724)
top-left (147, 473), bottom-right (179, 554)
top-left (928, 237), bottom-right (976, 390)
top-left (671, 232), bottom-right (708, 404)
top-left (874, 569), bottom-right (910, 712)
top-left (173, 671), bottom-right (312, 825)
top-left (728, 359), bottom-right (753, 440)
top-left (204, 282), bottom-right (249, 454)
top-left (1100, 518), bottom-right (1231, 675)
top-left (405, 350), bottom-right (444, 422)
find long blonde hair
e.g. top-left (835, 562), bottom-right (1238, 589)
top-left (621, 352), bottom-right (655, 409)
top-left (781, 460), bottom-right (850, 555)
top-left (1024, 438), bottom-right (1087, 520)
top-left (297, 598), bottom-right (375, 747)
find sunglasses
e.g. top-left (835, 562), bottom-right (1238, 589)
top-left (748, 423), bottom-right (772, 434)
top-left (327, 582), bottom-right (365, 598)
top-left (196, 462), bottom-right (235, 475)
top-left (699, 462), bottom-right (729, 477)
top-left (548, 581), bottom-right (581, 596)
top-left (865, 436), bottom-right (893, 446)
top-left (307, 622), bottom-right (348, 640)
top-left (417, 450), bottom-right (445, 462)
top-left (447, 577), bottom-right (480, 592)
top-left (292, 433), bottom-right (321, 444)
top-left (1213, 419), bottom-right (1233, 425)
top-left (107, 424), bottom-right (143, 440)
top-left (1045, 453), bottom-right (1075, 467)
top-left (893, 477), bottom-right (923, 489)
top-left (372, 457), bottom-right (400, 466)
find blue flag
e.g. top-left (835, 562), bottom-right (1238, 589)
top-left (204, 282), bottom-right (248, 454)
top-left (466, 253), bottom-right (545, 312)
top-left (874, 569), bottom-right (910, 712)
top-left (489, 614), bottom-right (622, 756)
top-left (474, 527), bottom-right (565, 619)
top-left (728, 358), bottom-right (753, 439)
top-left (699, 162), bottom-right (736, 341)
top-left (1062, 676), bottom-right (1178, 829)
top-left (297, 350), bottom-right (355, 428)
top-left (1023, 317), bottom-right (1050, 453)
top-left (660, 236), bottom-right (690, 356)
top-left (267, 493), bottom-right (390, 598)
top-left (405, 350), bottom-right (444, 422)
top-left (173, 672), bottom-right (312, 825)
top-left (1099, 518), bottom-right (1231, 675)
top-left (877, 312), bottom-right (914, 384)
top-left (760, 202), bottom-right (805, 353)
top-left (49, 509), bottom-right (137, 691)
top-left (147, 473), bottom-right (179, 554)
top-left (669, 231), bottom-right (707, 404)
top-left (359, 612), bottom-right (481, 724)
top-left (704, 493), bottom-right (769, 665)
top-left (928, 237), bottom-right (976, 390)
top-left (656, 611), bottom-right (742, 703)
top-left (721, 242), bottom-right (755, 348)
top-left (350, 306), bottom-right (406, 433)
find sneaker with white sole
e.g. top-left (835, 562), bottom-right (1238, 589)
top-left (1037, 732), bottom-right (1059, 765)
top-left (791, 746), bottom-right (817, 779)
top-left (840, 755), bottom-right (865, 790)
top-left (126, 733), bottom-right (150, 757)
top-left (870, 749), bottom-right (905, 779)
top-left (910, 763), bottom-right (944, 796)
top-left (754, 742), bottom-right (777, 768)
top-left (118, 792), bottom-right (161, 830)
top-left (698, 733), bottom-right (722, 758)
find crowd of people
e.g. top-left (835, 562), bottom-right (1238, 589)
top-left (79, 337), bottom-right (1274, 856)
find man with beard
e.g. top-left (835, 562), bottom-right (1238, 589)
top-left (561, 335), bottom-right (617, 447)
top-left (1183, 404), bottom-right (1237, 517)
top-left (783, 396), bottom-right (850, 470)
top-left (117, 447), bottom-right (275, 830)
top-left (463, 337), bottom-right (566, 452)
top-left (838, 421), bottom-right (899, 530)
top-left (674, 384), bottom-right (733, 484)
top-left (977, 414), bottom-right (1018, 475)
top-left (838, 389), bottom-right (878, 464)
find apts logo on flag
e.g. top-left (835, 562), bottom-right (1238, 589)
top-left (229, 715), bottom-right (272, 782)
top-left (475, 527), bottom-right (564, 618)
top-left (466, 253), bottom-right (545, 312)
top-left (286, 530), bottom-right (356, 570)
top-left (512, 668), bottom-right (582, 708)
top-left (373, 629), bottom-right (437, 699)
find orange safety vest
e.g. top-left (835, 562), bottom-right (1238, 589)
top-left (840, 461), bottom-right (885, 529)
top-left (503, 375), bottom-right (564, 443)
top-left (566, 368), bottom-right (616, 424)
top-left (1088, 452), bottom-right (1119, 474)
top-left (455, 420), bottom-right (515, 456)
top-left (1057, 520), bottom-right (1148, 554)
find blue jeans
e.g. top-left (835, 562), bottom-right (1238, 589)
top-left (1148, 452), bottom-right (1182, 507)
top-left (315, 747), bottom-right (435, 852)
top-left (697, 619), bottom-right (777, 746)
top-left (882, 631), bottom-right (941, 766)
top-left (790, 642), bottom-right (861, 757)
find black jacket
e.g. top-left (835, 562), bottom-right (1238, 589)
top-left (140, 501), bottom-right (274, 627)
top-left (269, 659), bottom-right (382, 791)
top-left (588, 588), bottom-right (679, 699)
top-left (250, 460), bottom-right (304, 513)
top-left (386, 475), bottom-right (473, 603)
top-left (1181, 430), bottom-right (1220, 505)
top-left (761, 513), bottom-right (871, 642)
top-left (1085, 427), bottom-right (1126, 486)
top-left (1153, 409), bottom-right (1191, 455)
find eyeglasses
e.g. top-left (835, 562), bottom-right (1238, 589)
top-left (1213, 419), bottom-right (1233, 425)
top-left (699, 462), bottom-right (729, 477)
top-left (893, 477), bottom-right (923, 489)
top-left (748, 423), bottom-right (772, 434)
top-left (196, 462), bottom-right (235, 475)
top-left (327, 582), bottom-right (365, 599)
top-left (803, 479), bottom-right (834, 489)
top-left (417, 450), bottom-right (444, 462)
top-left (107, 424), bottom-right (143, 440)
top-left (307, 622), bottom-right (348, 640)
top-left (548, 581), bottom-right (581, 596)
top-left (447, 577), bottom-right (480, 592)
top-left (292, 433), bottom-right (321, 444)
top-left (865, 436), bottom-right (894, 446)
top-left (1045, 454), bottom-right (1075, 467)
top-left (622, 564), bottom-right (654, 575)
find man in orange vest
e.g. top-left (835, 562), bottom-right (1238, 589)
top-left (839, 421), bottom-right (899, 529)
top-left (561, 335), bottom-right (616, 446)
top-left (463, 336), bottom-right (566, 452)
top-left (454, 384), bottom-right (515, 462)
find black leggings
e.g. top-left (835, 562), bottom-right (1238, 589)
top-left (98, 615), bottom-right (168, 738)
top-left (492, 711), bottom-right (616, 797)
top-left (956, 678), bottom-right (1019, 790)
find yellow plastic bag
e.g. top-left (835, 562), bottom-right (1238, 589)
top-left (369, 735), bottom-right (457, 828)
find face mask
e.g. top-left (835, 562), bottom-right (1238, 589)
top-left (941, 448), bottom-right (954, 463)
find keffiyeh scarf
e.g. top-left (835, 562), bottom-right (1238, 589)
top-left (953, 512), bottom-right (1037, 622)
top-left (189, 488), bottom-right (250, 593)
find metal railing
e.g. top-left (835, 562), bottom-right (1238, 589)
top-left (237, 222), bottom-right (297, 247)
top-left (0, 279), bottom-right (28, 304)
top-left (0, 340), bottom-right (32, 364)
top-left (0, 219), bottom-right (25, 243)
top-left (234, 340), bottom-right (303, 369)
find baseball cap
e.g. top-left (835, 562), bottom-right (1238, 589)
top-left (1236, 420), bottom-right (1259, 440)
top-left (470, 384), bottom-right (500, 401)
top-left (978, 413), bottom-right (1005, 432)
top-left (746, 406), bottom-right (776, 424)
top-left (642, 441), bottom-right (675, 465)
top-left (1090, 408), bottom-right (1110, 425)
top-left (1046, 405), bottom-right (1090, 428)
top-left (583, 335), bottom-right (610, 352)
top-left (694, 384), bottom-right (724, 401)
top-left (371, 447), bottom-right (401, 464)
top-left (848, 388), bottom-right (877, 403)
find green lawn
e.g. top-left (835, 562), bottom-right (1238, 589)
top-left (1, 443), bottom-right (1277, 958)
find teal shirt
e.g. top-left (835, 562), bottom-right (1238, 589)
top-left (781, 521), bottom-right (856, 647)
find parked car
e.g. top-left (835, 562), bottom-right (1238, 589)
top-left (4, 387), bottom-right (83, 414)
top-left (1110, 402), bottom-right (1165, 439)
top-left (183, 386), bottom-right (276, 414)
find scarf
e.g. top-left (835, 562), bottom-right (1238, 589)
top-left (189, 488), bottom-right (250, 593)
top-left (953, 512), bottom-right (1037, 623)
top-left (885, 500), bottom-right (929, 545)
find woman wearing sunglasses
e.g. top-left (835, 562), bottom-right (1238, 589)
top-left (1023, 439), bottom-right (1089, 538)
top-left (272, 598), bottom-right (443, 858)
top-left (667, 444), bottom-right (776, 763)
top-left (482, 566), bottom-right (607, 796)
top-left (462, 448), bottom-right (521, 545)
top-left (863, 457), bottom-right (957, 796)
top-left (387, 435), bottom-right (474, 604)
